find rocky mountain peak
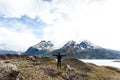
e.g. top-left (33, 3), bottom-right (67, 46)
top-left (79, 40), bottom-right (100, 49)
top-left (63, 40), bottom-right (77, 47)
top-left (33, 40), bottom-right (54, 50)
top-left (62, 40), bottom-right (100, 50)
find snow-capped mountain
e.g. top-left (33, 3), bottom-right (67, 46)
top-left (53, 40), bottom-right (120, 59)
top-left (25, 40), bottom-right (120, 59)
top-left (25, 40), bottom-right (54, 56)
top-left (33, 40), bottom-right (54, 51)
top-left (63, 40), bottom-right (100, 49)
top-left (62, 40), bottom-right (101, 53)
top-left (79, 40), bottom-right (100, 49)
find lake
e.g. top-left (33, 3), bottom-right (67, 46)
top-left (80, 59), bottom-right (120, 68)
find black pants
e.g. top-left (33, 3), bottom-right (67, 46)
top-left (57, 61), bottom-right (61, 69)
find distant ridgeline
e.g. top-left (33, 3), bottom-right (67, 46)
top-left (24, 40), bottom-right (120, 59)
top-left (0, 49), bottom-right (18, 54)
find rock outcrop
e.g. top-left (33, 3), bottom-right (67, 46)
top-left (0, 61), bottom-right (19, 80)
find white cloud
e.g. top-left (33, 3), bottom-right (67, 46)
top-left (0, 23), bottom-right (39, 51)
top-left (0, 0), bottom-right (67, 24)
top-left (0, 0), bottom-right (120, 50)
top-left (43, 0), bottom-right (120, 50)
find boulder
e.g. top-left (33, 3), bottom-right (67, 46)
top-left (0, 61), bottom-right (19, 80)
top-left (64, 64), bottom-right (74, 72)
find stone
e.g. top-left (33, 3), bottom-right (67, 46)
top-left (0, 61), bottom-right (19, 80)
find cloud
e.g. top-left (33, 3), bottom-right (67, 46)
top-left (0, 16), bottom-right (45, 51)
top-left (0, 0), bottom-right (72, 50)
top-left (42, 0), bottom-right (120, 50)
top-left (0, 0), bottom-right (120, 51)
top-left (0, 27), bottom-right (38, 51)
top-left (0, 0), bottom-right (67, 24)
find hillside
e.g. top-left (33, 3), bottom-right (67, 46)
top-left (0, 54), bottom-right (120, 80)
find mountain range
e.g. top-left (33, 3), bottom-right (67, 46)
top-left (25, 40), bottom-right (120, 59)
top-left (0, 49), bottom-right (18, 54)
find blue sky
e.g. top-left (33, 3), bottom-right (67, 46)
top-left (0, 0), bottom-right (120, 51)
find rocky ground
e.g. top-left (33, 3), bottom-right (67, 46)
top-left (0, 54), bottom-right (120, 80)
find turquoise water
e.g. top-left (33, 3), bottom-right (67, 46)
top-left (80, 59), bottom-right (120, 68)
